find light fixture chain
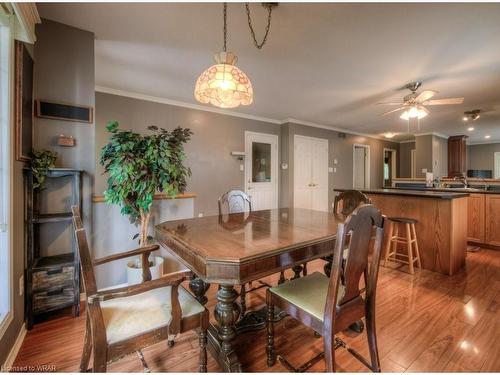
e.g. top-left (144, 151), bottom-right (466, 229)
top-left (223, 2), bottom-right (227, 52)
top-left (245, 3), bottom-right (274, 50)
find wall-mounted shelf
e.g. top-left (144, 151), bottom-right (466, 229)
top-left (231, 151), bottom-right (246, 160)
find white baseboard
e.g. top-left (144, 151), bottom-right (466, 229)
top-left (1, 322), bottom-right (26, 371)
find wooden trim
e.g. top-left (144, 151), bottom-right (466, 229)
top-left (1, 323), bottom-right (27, 371)
top-left (14, 40), bottom-right (32, 162)
top-left (92, 193), bottom-right (197, 203)
top-left (35, 99), bottom-right (93, 124)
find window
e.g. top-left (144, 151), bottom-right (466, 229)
top-left (0, 11), bottom-right (13, 335)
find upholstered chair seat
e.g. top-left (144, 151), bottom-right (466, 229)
top-left (269, 272), bottom-right (345, 322)
top-left (101, 285), bottom-right (205, 344)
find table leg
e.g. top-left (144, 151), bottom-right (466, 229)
top-left (189, 275), bottom-right (210, 305)
top-left (213, 284), bottom-right (242, 372)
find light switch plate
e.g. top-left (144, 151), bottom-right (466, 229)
top-left (19, 275), bottom-right (24, 296)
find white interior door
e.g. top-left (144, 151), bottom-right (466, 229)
top-left (293, 137), bottom-right (312, 209)
top-left (294, 135), bottom-right (329, 212)
top-left (495, 152), bottom-right (500, 179)
top-left (411, 149), bottom-right (417, 178)
top-left (245, 131), bottom-right (278, 211)
top-left (353, 145), bottom-right (369, 189)
top-left (311, 139), bottom-right (329, 211)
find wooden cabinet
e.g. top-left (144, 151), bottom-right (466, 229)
top-left (448, 135), bottom-right (468, 177)
top-left (485, 194), bottom-right (500, 246)
top-left (467, 194), bottom-right (485, 243)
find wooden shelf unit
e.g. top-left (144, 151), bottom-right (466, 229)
top-left (24, 168), bottom-right (82, 329)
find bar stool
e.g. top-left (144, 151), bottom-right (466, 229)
top-left (383, 217), bottom-right (421, 274)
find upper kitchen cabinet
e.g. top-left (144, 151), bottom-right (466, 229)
top-left (448, 135), bottom-right (468, 177)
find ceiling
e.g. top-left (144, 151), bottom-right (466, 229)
top-left (38, 2), bottom-right (500, 143)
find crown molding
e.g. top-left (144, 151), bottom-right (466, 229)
top-left (280, 118), bottom-right (395, 142)
top-left (12, 3), bottom-right (40, 43)
top-left (399, 139), bottom-right (416, 144)
top-left (95, 86), bottom-right (282, 125)
top-left (414, 132), bottom-right (449, 139)
top-left (96, 86), bottom-right (404, 143)
top-left (468, 140), bottom-right (500, 145)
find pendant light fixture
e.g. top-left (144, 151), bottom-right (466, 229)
top-left (194, 3), bottom-right (276, 109)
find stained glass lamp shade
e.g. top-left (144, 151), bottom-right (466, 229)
top-left (194, 52), bottom-right (253, 109)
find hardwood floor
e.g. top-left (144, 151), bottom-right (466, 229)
top-left (12, 249), bottom-right (500, 372)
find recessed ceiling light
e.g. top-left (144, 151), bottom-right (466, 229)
top-left (463, 116), bottom-right (469, 121)
top-left (485, 135), bottom-right (491, 139)
top-left (384, 132), bottom-right (396, 139)
top-left (467, 127), bottom-right (474, 131)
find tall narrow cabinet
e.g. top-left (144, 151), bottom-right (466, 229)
top-left (448, 135), bottom-right (468, 177)
top-left (24, 168), bottom-right (82, 329)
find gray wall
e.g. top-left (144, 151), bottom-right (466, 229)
top-left (468, 143), bottom-right (500, 174)
top-left (34, 18), bottom-right (95, 231)
top-left (281, 122), bottom-right (399, 210)
top-left (432, 135), bottom-right (448, 178)
top-left (95, 92), bottom-right (281, 217)
top-left (399, 141), bottom-right (415, 178)
top-left (415, 134), bottom-right (433, 177)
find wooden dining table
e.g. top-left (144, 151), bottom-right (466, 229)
top-left (154, 208), bottom-right (341, 372)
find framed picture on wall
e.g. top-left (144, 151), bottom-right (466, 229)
top-left (15, 40), bottom-right (34, 162)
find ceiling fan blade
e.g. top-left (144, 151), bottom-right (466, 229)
top-left (376, 102), bottom-right (405, 106)
top-left (381, 106), bottom-right (407, 116)
top-left (415, 90), bottom-right (438, 103)
top-left (425, 97), bottom-right (464, 105)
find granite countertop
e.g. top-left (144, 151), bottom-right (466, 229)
top-left (391, 186), bottom-right (500, 195)
top-left (335, 188), bottom-right (470, 199)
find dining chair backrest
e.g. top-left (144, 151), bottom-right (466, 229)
top-left (218, 190), bottom-right (252, 215)
top-left (324, 204), bottom-right (385, 318)
top-left (71, 206), bottom-right (98, 296)
top-left (333, 190), bottom-right (371, 217)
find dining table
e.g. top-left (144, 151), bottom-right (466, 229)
top-left (154, 207), bottom-right (341, 372)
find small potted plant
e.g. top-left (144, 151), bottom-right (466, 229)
top-left (100, 121), bottom-right (192, 284)
top-left (31, 149), bottom-right (58, 189)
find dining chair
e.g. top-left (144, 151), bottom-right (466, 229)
top-left (266, 204), bottom-right (385, 372)
top-left (325, 190), bottom-right (372, 277)
top-left (333, 190), bottom-right (372, 218)
top-left (71, 206), bottom-right (209, 372)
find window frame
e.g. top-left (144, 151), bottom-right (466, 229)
top-left (0, 11), bottom-right (15, 339)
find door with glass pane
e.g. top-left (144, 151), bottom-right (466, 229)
top-left (245, 132), bottom-right (278, 211)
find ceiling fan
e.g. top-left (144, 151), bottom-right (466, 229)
top-left (378, 82), bottom-right (464, 120)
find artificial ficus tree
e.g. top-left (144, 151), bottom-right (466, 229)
top-left (100, 121), bottom-right (192, 247)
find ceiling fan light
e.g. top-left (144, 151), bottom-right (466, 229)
top-left (194, 52), bottom-right (253, 109)
top-left (400, 106), bottom-right (428, 121)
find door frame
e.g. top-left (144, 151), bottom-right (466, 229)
top-left (244, 131), bottom-right (279, 209)
top-left (411, 149), bottom-right (417, 178)
top-left (383, 148), bottom-right (397, 187)
top-left (293, 134), bottom-right (329, 210)
top-left (353, 144), bottom-right (370, 189)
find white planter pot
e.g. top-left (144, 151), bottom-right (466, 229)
top-left (126, 256), bottom-right (164, 286)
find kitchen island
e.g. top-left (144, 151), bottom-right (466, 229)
top-left (335, 188), bottom-right (469, 275)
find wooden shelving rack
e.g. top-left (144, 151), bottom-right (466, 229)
top-left (24, 168), bottom-right (82, 329)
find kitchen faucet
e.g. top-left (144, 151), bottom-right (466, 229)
top-left (453, 175), bottom-right (468, 188)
